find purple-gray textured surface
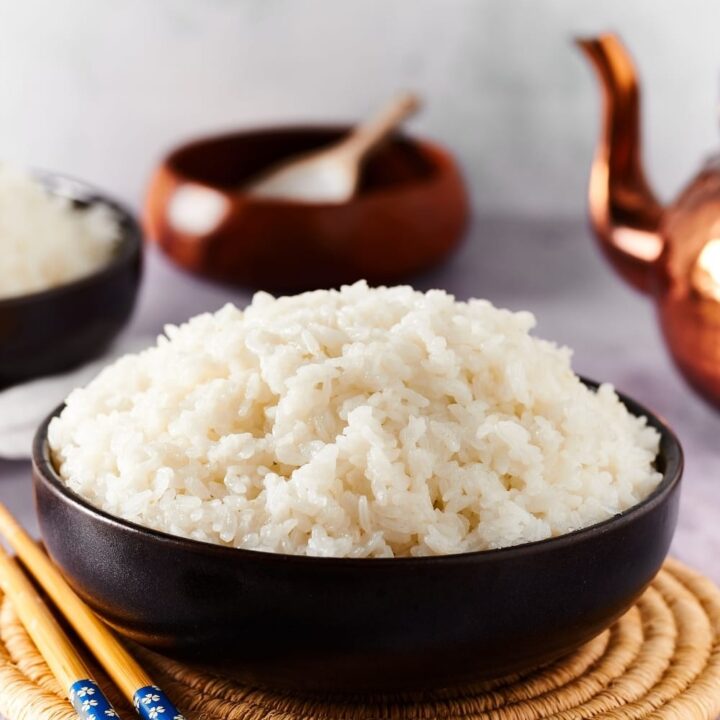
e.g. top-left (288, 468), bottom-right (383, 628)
top-left (0, 215), bottom-right (718, 582)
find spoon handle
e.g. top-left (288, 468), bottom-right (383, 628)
top-left (339, 92), bottom-right (420, 161)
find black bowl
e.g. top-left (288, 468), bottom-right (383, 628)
top-left (0, 173), bottom-right (142, 386)
top-left (32, 384), bottom-right (682, 692)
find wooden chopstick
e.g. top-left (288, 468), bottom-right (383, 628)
top-left (0, 542), bottom-right (121, 719)
top-left (0, 504), bottom-right (185, 720)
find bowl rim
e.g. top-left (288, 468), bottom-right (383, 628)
top-left (159, 124), bottom-right (461, 208)
top-left (0, 171), bottom-right (142, 309)
top-left (33, 379), bottom-right (683, 567)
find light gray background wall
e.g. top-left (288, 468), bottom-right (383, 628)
top-left (0, 0), bottom-right (718, 217)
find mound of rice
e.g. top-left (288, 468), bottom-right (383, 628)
top-left (0, 165), bottom-right (119, 300)
top-left (48, 282), bottom-right (662, 558)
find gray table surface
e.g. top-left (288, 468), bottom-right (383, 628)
top-left (0, 213), bottom-right (718, 577)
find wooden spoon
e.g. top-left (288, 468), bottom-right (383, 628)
top-left (246, 92), bottom-right (420, 203)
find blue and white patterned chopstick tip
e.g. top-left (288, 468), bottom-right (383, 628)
top-left (133, 685), bottom-right (186, 720)
top-left (69, 679), bottom-right (119, 719)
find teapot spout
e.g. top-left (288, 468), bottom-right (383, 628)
top-left (576, 33), bottom-right (664, 294)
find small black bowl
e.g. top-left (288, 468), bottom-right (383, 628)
top-left (32, 383), bottom-right (682, 693)
top-left (0, 173), bottom-right (142, 386)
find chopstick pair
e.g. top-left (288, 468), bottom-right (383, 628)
top-left (0, 504), bottom-right (185, 720)
top-left (0, 545), bottom-right (120, 719)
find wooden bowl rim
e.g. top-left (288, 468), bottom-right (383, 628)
top-left (156, 125), bottom-right (463, 208)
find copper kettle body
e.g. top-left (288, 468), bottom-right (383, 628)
top-left (578, 33), bottom-right (720, 408)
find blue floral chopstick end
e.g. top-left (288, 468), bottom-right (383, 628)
top-left (133, 685), bottom-right (186, 720)
top-left (69, 679), bottom-right (119, 719)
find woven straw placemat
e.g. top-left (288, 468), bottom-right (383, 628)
top-left (1, 557), bottom-right (719, 720)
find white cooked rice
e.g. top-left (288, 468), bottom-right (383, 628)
top-left (48, 282), bottom-right (662, 558)
top-left (0, 165), bottom-right (119, 300)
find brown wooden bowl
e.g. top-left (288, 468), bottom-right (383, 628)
top-left (144, 126), bottom-right (469, 292)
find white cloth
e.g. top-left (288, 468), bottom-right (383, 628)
top-left (0, 335), bottom-right (151, 460)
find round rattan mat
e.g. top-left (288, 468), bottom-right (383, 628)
top-left (1, 558), bottom-right (720, 720)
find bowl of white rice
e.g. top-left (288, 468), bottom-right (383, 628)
top-left (33, 283), bottom-right (682, 691)
top-left (0, 169), bottom-right (142, 385)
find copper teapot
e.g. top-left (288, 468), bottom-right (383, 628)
top-left (578, 33), bottom-right (720, 407)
